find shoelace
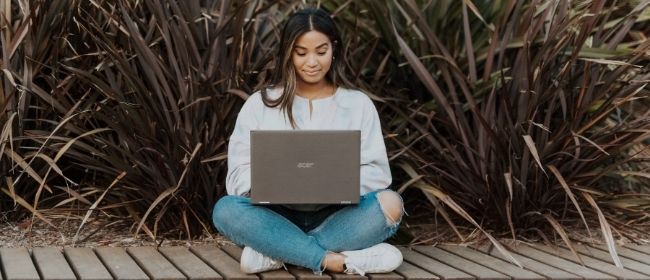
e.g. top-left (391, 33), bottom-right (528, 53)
top-left (255, 251), bottom-right (284, 271)
top-left (268, 256), bottom-right (288, 271)
top-left (343, 263), bottom-right (366, 276)
top-left (263, 257), bottom-right (285, 269)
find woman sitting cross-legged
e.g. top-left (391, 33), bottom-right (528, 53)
top-left (212, 8), bottom-right (405, 276)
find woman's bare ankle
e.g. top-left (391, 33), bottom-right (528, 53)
top-left (321, 252), bottom-right (346, 272)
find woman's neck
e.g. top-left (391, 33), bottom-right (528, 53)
top-left (296, 80), bottom-right (334, 100)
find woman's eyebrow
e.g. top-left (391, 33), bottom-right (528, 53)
top-left (294, 43), bottom-right (330, 49)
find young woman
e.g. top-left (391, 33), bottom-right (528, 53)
top-left (212, 8), bottom-right (405, 276)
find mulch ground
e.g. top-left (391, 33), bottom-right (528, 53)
top-left (0, 214), bottom-right (229, 248)
top-left (2, 210), bottom-right (649, 248)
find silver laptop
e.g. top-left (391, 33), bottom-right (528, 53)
top-left (250, 130), bottom-right (360, 205)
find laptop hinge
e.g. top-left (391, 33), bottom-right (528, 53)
top-left (340, 201), bottom-right (352, 204)
top-left (259, 201), bottom-right (270, 204)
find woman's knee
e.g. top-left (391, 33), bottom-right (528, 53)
top-left (212, 195), bottom-right (249, 230)
top-left (376, 190), bottom-right (404, 225)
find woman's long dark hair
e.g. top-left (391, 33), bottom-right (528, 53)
top-left (259, 8), bottom-right (354, 129)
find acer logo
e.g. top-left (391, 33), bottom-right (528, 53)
top-left (297, 162), bottom-right (315, 168)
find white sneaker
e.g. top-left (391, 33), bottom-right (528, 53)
top-left (341, 243), bottom-right (403, 276)
top-left (240, 246), bottom-right (285, 274)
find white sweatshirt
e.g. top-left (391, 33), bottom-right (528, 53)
top-left (225, 87), bottom-right (392, 209)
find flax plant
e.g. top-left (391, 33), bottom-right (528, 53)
top-left (1, 0), bottom-right (295, 238)
top-left (1, 0), bottom-right (650, 257)
top-left (346, 0), bottom-right (650, 264)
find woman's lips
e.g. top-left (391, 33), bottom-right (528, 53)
top-left (304, 70), bottom-right (320, 76)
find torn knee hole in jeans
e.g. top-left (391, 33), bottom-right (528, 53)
top-left (377, 197), bottom-right (407, 226)
top-left (384, 210), bottom-right (405, 226)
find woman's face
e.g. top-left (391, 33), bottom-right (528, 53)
top-left (291, 30), bottom-right (333, 86)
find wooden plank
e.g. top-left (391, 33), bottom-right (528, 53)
top-left (393, 261), bottom-right (439, 280)
top-left (470, 244), bottom-right (493, 254)
top-left (438, 245), bottom-right (543, 280)
top-left (127, 247), bottom-right (186, 280)
top-left (328, 273), bottom-right (365, 280)
top-left (190, 246), bottom-right (258, 280)
top-left (365, 272), bottom-right (402, 280)
top-left (257, 268), bottom-right (294, 280)
top-left (510, 244), bottom-right (615, 280)
top-left (32, 247), bottom-right (77, 280)
top-left (532, 244), bottom-right (648, 280)
top-left (414, 246), bottom-right (507, 280)
top-left (487, 246), bottom-right (581, 280)
top-left (287, 266), bottom-right (331, 280)
top-left (95, 247), bottom-right (150, 280)
top-left (290, 262), bottom-right (401, 280)
top-left (574, 244), bottom-right (650, 276)
top-left (64, 247), bottom-right (114, 280)
top-left (625, 245), bottom-right (650, 255)
top-left (0, 247), bottom-right (40, 280)
top-left (159, 247), bottom-right (223, 280)
top-left (594, 245), bottom-right (650, 265)
top-left (220, 244), bottom-right (294, 280)
top-left (398, 247), bottom-right (471, 280)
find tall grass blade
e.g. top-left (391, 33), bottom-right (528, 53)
top-left (135, 143), bottom-right (202, 237)
top-left (542, 213), bottom-right (584, 265)
top-left (73, 171), bottom-right (127, 245)
top-left (582, 192), bottom-right (623, 268)
top-left (418, 183), bottom-right (522, 267)
top-left (1, 188), bottom-right (55, 228)
top-left (548, 165), bottom-right (592, 236)
top-left (522, 135), bottom-right (546, 175)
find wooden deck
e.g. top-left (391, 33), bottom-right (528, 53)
top-left (1, 244), bottom-right (650, 280)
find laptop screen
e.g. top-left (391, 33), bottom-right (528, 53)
top-left (250, 130), bottom-right (360, 205)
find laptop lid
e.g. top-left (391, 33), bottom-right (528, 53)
top-left (250, 130), bottom-right (360, 205)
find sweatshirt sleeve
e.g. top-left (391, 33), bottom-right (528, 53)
top-left (225, 95), bottom-right (258, 196)
top-left (359, 96), bottom-right (392, 195)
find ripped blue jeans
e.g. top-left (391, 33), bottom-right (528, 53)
top-left (212, 189), bottom-right (404, 273)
